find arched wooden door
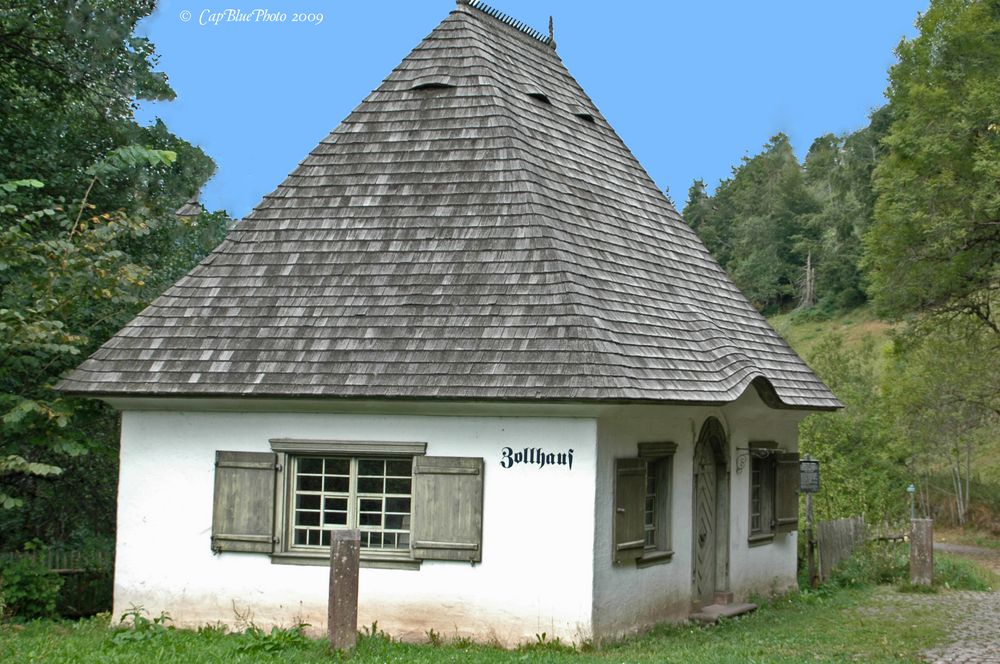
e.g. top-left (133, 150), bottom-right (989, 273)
top-left (692, 418), bottom-right (729, 607)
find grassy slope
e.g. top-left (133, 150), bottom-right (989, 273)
top-left (769, 305), bottom-right (1000, 523)
top-left (0, 587), bottom-right (953, 664)
top-left (768, 305), bottom-right (893, 360)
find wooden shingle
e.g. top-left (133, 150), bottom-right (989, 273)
top-left (57, 1), bottom-right (840, 410)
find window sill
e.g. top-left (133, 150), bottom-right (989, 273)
top-left (636, 550), bottom-right (674, 568)
top-left (748, 533), bottom-right (775, 547)
top-left (270, 552), bottom-right (422, 570)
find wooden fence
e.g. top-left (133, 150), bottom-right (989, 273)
top-left (815, 516), bottom-right (867, 581)
top-left (0, 548), bottom-right (113, 617)
top-left (0, 548), bottom-right (111, 574)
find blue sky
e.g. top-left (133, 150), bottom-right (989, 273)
top-left (137, 0), bottom-right (927, 218)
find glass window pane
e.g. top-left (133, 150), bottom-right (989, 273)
top-left (299, 458), bottom-right (323, 474)
top-left (324, 511), bottom-right (347, 526)
top-left (297, 511), bottom-right (320, 527)
top-left (324, 476), bottom-right (349, 493)
top-left (358, 459), bottom-right (384, 476)
top-left (325, 497), bottom-right (347, 512)
top-left (296, 494), bottom-right (321, 510)
top-left (324, 458), bottom-right (350, 475)
top-left (386, 478), bottom-right (411, 494)
top-left (294, 530), bottom-right (307, 545)
top-left (360, 498), bottom-right (382, 512)
top-left (385, 497), bottom-right (410, 513)
top-left (358, 477), bottom-right (383, 493)
top-left (385, 514), bottom-right (405, 530)
top-left (297, 475), bottom-right (322, 492)
top-left (360, 512), bottom-right (382, 527)
top-left (386, 459), bottom-right (411, 476)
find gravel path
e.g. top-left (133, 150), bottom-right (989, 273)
top-left (921, 542), bottom-right (1000, 663)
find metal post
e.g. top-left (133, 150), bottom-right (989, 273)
top-left (907, 483), bottom-right (916, 520)
top-left (806, 491), bottom-right (817, 588)
top-left (328, 529), bottom-right (360, 651)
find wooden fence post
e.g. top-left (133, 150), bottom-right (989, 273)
top-left (909, 518), bottom-right (933, 586)
top-left (328, 529), bottom-right (360, 651)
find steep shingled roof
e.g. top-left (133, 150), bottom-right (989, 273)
top-left (57, 1), bottom-right (840, 410)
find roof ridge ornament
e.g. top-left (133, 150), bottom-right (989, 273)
top-left (457, 0), bottom-right (556, 49)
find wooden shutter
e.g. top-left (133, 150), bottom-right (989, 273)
top-left (613, 458), bottom-right (646, 564)
top-left (211, 451), bottom-right (277, 553)
top-left (774, 452), bottom-right (800, 533)
top-left (410, 456), bottom-right (484, 562)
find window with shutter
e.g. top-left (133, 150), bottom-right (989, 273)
top-left (212, 442), bottom-right (485, 568)
top-left (267, 439), bottom-right (427, 569)
top-left (211, 451), bottom-right (278, 553)
top-left (613, 458), bottom-right (646, 565)
top-left (747, 444), bottom-right (798, 544)
top-left (636, 442), bottom-right (676, 567)
top-left (410, 456), bottom-right (484, 562)
top-left (774, 452), bottom-right (800, 533)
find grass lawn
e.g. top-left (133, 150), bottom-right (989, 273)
top-left (0, 586), bottom-right (953, 664)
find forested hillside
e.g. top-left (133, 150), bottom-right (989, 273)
top-left (685, 0), bottom-right (1000, 529)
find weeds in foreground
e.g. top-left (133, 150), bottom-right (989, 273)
top-left (110, 607), bottom-right (173, 645)
top-left (236, 623), bottom-right (311, 654)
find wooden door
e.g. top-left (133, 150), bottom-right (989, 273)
top-left (692, 440), bottom-right (717, 606)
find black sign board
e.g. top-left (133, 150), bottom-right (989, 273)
top-left (800, 459), bottom-right (821, 493)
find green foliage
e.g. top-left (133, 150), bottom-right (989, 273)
top-left (882, 322), bottom-right (1000, 525)
top-left (0, 546), bottom-right (63, 619)
top-left (236, 624), bottom-right (311, 654)
top-left (828, 542), bottom-right (993, 592)
top-left (0, 0), bottom-right (230, 544)
top-left (828, 541), bottom-right (909, 588)
top-left (798, 335), bottom-right (908, 523)
top-left (110, 608), bottom-right (173, 645)
top-left (865, 0), bottom-right (1000, 335)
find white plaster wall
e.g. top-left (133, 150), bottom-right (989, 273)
top-left (591, 389), bottom-right (807, 641)
top-left (115, 408), bottom-right (597, 645)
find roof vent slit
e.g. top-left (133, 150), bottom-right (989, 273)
top-left (526, 92), bottom-right (551, 105)
top-left (411, 81), bottom-right (456, 91)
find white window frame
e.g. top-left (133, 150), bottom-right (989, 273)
top-left (269, 439), bottom-right (427, 569)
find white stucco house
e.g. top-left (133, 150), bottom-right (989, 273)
top-left (58, 0), bottom-right (839, 645)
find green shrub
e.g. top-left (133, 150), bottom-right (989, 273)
top-left (829, 541), bottom-right (908, 588)
top-left (0, 552), bottom-right (63, 619)
top-left (827, 541), bottom-right (994, 591)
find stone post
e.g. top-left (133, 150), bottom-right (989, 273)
top-left (328, 529), bottom-right (360, 651)
top-left (909, 518), bottom-right (933, 587)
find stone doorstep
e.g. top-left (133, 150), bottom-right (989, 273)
top-left (689, 602), bottom-right (758, 625)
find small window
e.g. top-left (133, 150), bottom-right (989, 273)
top-left (289, 456), bottom-right (412, 551)
top-left (642, 457), bottom-right (671, 558)
top-left (613, 441), bottom-right (675, 567)
top-left (747, 444), bottom-right (799, 545)
top-left (749, 454), bottom-right (775, 541)
top-left (209, 439), bottom-right (484, 569)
